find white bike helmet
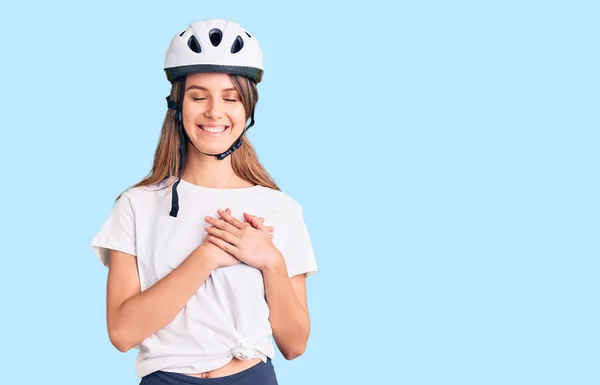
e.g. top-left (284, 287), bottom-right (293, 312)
top-left (164, 18), bottom-right (264, 83)
top-left (163, 19), bottom-right (264, 218)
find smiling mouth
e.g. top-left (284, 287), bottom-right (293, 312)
top-left (198, 125), bottom-right (230, 135)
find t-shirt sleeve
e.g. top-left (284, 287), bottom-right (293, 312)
top-left (274, 200), bottom-right (318, 278)
top-left (90, 192), bottom-right (137, 267)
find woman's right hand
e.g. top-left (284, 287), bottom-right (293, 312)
top-left (201, 209), bottom-right (273, 269)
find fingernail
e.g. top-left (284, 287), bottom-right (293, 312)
top-left (217, 209), bottom-right (223, 214)
top-left (204, 216), bottom-right (211, 221)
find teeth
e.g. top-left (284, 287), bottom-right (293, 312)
top-left (201, 125), bottom-right (227, 133)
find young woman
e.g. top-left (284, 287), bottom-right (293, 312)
top-left (91, 19), bottom-right (318, 384)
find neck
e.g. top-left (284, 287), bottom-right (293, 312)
top-left (180, 144), bottom-right (249, 189)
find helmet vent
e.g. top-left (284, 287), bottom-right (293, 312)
top-left (245, 31), bottom-right (251, 38)
top-left (231, 35), bottom-right (244, 54)
top-left (179, 29), bottom-right (187, 37)
top-left (187, 35), bottom-right (201, 53)
top-left (209, 28), bottom-right (223, 47)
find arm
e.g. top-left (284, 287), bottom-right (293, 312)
top-left (262, 258), bottom-right (311, 360)
top-left (106, 245), bottom-right (217, 352)
top-left (204, 209), bottom-right (314, 359)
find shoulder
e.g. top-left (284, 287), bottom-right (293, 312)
top-left (257, 186), bottom-right (304, 213)
top-left (117, 178), bottom-right (173, 209)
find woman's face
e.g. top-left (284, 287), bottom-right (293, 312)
top-left (182, 73), bottom-right (246, 155)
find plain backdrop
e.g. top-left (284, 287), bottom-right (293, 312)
top-left (0, 1), bottom-right (598, 384)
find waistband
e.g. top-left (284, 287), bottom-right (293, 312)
top-left (139, 358), bottom-right (277, 385)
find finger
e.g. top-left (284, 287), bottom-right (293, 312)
top-left (258, 224), bottom-right (274, 234)
top-left (243, 212), bottom-right (266, 230)
top-left (247, 214), bottom-right (273, 235)
top-left (205, 226), bottom-right (239, 246)
top-left (206, 235), bottom-right (239, 258)
top-left (217, 209), bottom-right (247, 229)
top-left (205, 216), bottom-right (240, 235)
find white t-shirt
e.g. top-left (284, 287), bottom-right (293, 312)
top-left (90, 177), bottom-right (318, 377)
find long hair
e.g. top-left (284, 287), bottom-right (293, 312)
top-left (115, 74), bottom-right (279, 202)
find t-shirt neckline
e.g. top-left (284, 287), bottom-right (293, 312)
top-left (177, 177), bottom-right (261, 193)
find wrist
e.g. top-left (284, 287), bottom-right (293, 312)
top-left (193, 244), bottom-right (218, 270)
top-left (260, 251), bottom-right (286, 274)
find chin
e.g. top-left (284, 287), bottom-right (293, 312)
top-left (191, 142), bottom-right (233, 156)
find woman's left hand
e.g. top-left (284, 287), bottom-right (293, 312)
top-left (204, 208), bottom-right (284, 271)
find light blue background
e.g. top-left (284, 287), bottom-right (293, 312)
top-left (1, 1), bottom-right (597, 384)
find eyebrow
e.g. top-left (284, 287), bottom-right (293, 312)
top-left (185, 85), bottom-right (238, 92)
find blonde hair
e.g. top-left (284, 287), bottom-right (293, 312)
top-left (116, 74), bottom-right (278, 202)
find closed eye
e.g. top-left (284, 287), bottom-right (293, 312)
top-left (191, 98), bottom-right (237, 102)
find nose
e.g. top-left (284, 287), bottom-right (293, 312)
top-left (204, 98), bottom-right (224, 119)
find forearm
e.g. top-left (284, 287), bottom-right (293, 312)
top-left (109, 246), bottom-right (216, 351)
top-left (262, 258), bottom-right (310, 360)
